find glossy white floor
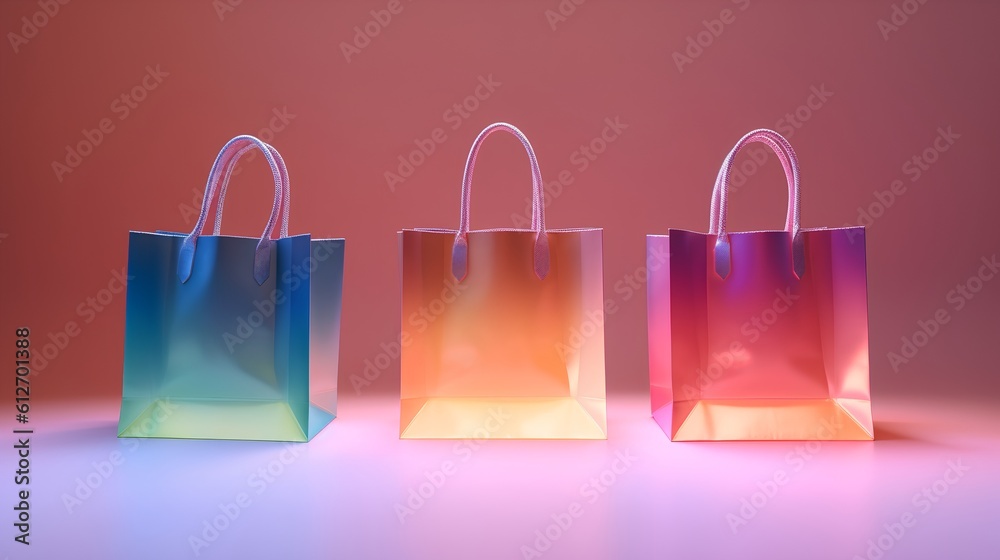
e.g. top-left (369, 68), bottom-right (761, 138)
top-left (14, 394), bottom-right (999, 560)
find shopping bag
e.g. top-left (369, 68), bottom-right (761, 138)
top-left (118, 135), bottom-right (344, 441)
top-left (399, 123), bottom-right (607, 439)
top-left (648, 129), bottom-right (873, 440)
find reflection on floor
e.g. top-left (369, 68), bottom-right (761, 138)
top-left (21, 394), bottom-right (1000, 560)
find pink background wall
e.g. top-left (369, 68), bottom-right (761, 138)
top-left (2, 0), bottom-right (998, 404)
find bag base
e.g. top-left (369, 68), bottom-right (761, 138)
top-left (401, 396), bottom-right (607, 439)
top-left (118, 398), bottom-right (334, 442)
top-left (654, 398), bottom-right (873, 441)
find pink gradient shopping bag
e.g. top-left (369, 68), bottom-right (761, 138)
top-left (648, 129), bottom-right (873, 441)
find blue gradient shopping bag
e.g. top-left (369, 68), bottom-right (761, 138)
top-left (118, 136), bottom-right (343, 441)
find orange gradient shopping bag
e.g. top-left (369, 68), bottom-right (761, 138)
top-left (399, 123), bottom-right (607, 439)
top-left (648, 129), bottom-right (873, 441)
